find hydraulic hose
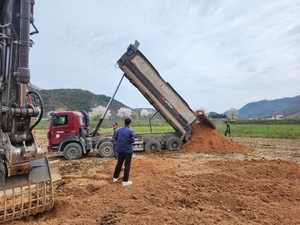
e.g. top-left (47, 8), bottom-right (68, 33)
top-left (28, 90), bottom-right (43, 132)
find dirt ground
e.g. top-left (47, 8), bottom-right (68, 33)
top-left (5, 123), bottom-right (300, 225)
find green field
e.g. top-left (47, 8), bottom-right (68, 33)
top-left (216, 124), bottom-right (300, 139)
top-left (37, 119), bottom-right (300, 139)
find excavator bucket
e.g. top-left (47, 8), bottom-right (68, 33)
top-left (0, 157), bottom-right (54, 223)
top-left (195, 110), bottom-right (216, 129)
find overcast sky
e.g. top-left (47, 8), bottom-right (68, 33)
top-left (29, 0), bottom-right (300, 113)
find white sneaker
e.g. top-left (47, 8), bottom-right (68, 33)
top-left (113, 178), bottom-right (119, 183)
top-left (122, 181), bottom-right (132, 186)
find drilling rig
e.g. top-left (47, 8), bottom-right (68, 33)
top-left (0, 0), bottom-right (54, 222)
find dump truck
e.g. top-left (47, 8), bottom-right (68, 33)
top-left (47, 41), bottom-right (215, 160)
top-left (0, 1), bottom-right (58, 223)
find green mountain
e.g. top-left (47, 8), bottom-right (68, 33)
top-left (29, 86), bottom-right (128, 117)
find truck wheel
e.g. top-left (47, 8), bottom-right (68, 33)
top-left (98, 142), bottom-right (114, 158)
top-left (166, 137), bottom-right (182, 150)
top-left (145, 140), bottom-right (161, 151)
top-left (63, 143), bottom-right (83, 160)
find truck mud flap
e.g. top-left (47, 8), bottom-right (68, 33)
top-left (195, 110), bottom-right (216, 129)
top-left (0, 157), bottom-right (54, 223)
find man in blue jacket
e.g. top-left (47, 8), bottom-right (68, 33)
top-left (113, 118), bottom-right (135, 186)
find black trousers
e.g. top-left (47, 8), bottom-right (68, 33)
top-left (113, 143), bottom-right (117, 158)
top-left (113, 152), bottom-right (132, 182)
top-left (224, 130), bottom-right (231, 137)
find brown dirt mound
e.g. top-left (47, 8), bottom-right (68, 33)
top-left (180, 123), bottom-right (254, 154)
top-left (4, 132), bottom-right (300, 224)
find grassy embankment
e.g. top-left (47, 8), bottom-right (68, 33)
top-left (37, 119), bottom-right (300, 139)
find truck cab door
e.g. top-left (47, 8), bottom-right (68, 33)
top-left (49, 114), bottom-right (71, 146)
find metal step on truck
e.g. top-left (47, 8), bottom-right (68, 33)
top-left (47, 41), bottom-right (215, 160)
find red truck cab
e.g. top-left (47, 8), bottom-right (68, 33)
top-left (47, 111), bottom-right (91, 159)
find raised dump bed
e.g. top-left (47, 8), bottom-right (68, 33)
top-left (117, 41), bottom-right (198, 142)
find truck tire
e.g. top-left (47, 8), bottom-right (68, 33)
top-left (145, 140), bottom-right (161, 151)
top-left (166, 137), bottom-right (182, 150)
top-left (63, 143), bottom-right (83, 160)
top-left (98, 142), bottom-right (114, 158)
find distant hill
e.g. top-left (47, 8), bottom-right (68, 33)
top-left (271, 99), bottom-right (300, 118)
top-left (29, 85), bottom-right (300, 119)
top-left (28, 85), bottom-right (129, 117)
top-left (238, 95), bottom-right (300, 119)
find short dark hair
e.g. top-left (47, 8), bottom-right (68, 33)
top-left (124, 118), bottom-right (132, 125)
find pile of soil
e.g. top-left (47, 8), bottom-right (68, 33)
top-left (180, 123), bottom-right (253, 154)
